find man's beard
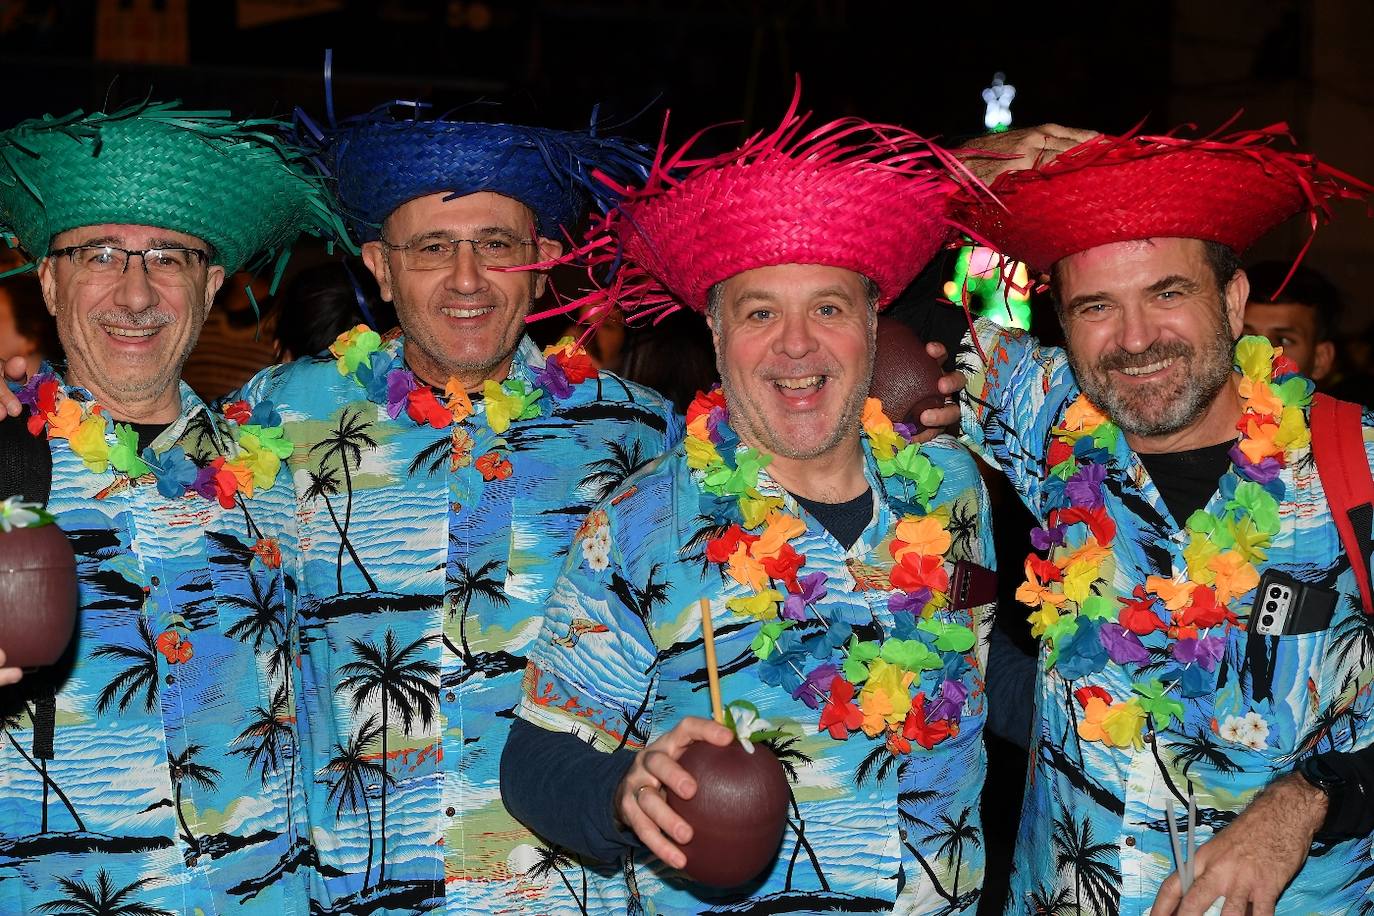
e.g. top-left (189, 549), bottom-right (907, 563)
top-left (1068, 323), bottom-right (1235, 438)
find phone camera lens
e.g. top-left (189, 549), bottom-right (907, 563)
top-left (1262, 614), bottom-right (1274, 627)
top-left (1266, 601), bottom-right (1277, 612)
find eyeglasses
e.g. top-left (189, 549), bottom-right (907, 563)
top-left (51, 245), bottom-right (210, 281)
top-left (380, 233), bottom-right (536, 271)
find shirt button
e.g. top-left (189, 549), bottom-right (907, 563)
top-left (164, 674), bottom-right (175, 686)
top-left (150, 575), bottom-right (160, 587)
top-left (1125, 836), bottom-right (1136, 847)
top-left (445, 806), bottom-right (456, 817)
top-left (446, 691), bottom-right (456, 703)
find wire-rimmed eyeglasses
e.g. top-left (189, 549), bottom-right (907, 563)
top-left (380, 233), bottom-right (536, 271)
top-left (51, 245), bottom-right (210, 282)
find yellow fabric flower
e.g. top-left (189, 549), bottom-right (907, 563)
top-left (685, 433), bottom-right (722, 470)
top-left (1062, 560), bottom-right (1101, 604)
top-left (70, 414), bottom-right (110, 473)
top-left (740, 494), bottom-right (784, 529)
top-left (892, 515), bottom-right (952, 561)
top-left (858, 659), bottom-right (912, 736)
top-left (1209, 550), bottom-right (1260, 605)
top-left (1183, 536), bottom-right (1220, 584)
top-left (1027, 602), bottom-right (1062, 638)
top-left (233, 433), bottom-right (282, 491)
top-left (726, 588), bottom-right (783, 622)
top-left (1274, 404), bottom-right (1310, 451)
top-left (1101, 699), bottom-right (1146, 749)
top-left (1235, 336), bottom-right (1276, 382)
top-left (1060, 536), bottom-right (1110, 570)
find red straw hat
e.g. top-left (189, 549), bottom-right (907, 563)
top-left (538, 88), bottom-right (970, 324)
top-left (951, 120), bottom-right (1371, 276)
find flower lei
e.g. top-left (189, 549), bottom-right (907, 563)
top-left (686, 389), bottom-right (978, 755)
top-left (17, 370), bottom-right (293, 509)
top-left (1018, 337), bottom-right (1312, 749)
top-left (330, 326), bottom-right (598, 481)
top-left (15, 370), bottom-right (294, 667)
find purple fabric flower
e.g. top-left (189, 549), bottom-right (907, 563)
top-left (191, 464), bottom-right (221, 501)
top-left (928, 678), bottom-right (968, 721)
top-left (1030, 524), bottom-right (1067, 551)
top-left (15, 370), bottom-right (50, 409)
top-left (534, 358), bottom-right (573, 400)
top-left (791, 662), bottom-right (839, 710)
top-left (889, 587), bottom-right (933, 616)
top-left (385, 369), bottom-right (418, 419)
top-left (1172, 634), bottom-right (1225, 671)
top-left (1098, 622), bottom-right (1150, 665)
top-left (782, 572), bottom-right (828, 621)
top-left (892, 422), bottom-right (919, 442)
top-left (1229, 444), bottom-right (1282, 484)
top-left (1065, 463), bottom-right (1106, 509)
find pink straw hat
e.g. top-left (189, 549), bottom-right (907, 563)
top-left (539, 87), bottom-right (974, 325)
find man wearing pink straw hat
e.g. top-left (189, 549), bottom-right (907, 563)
top-left (502, 98), bottom-right (997, 912)
top-left (950, 124), bottom-right (1374, 915)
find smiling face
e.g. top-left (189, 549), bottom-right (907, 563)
top-left (708, 263), bottom-right (876, 470)
top-left (362, 190), bottom-right (562, 390)
top-left (1057, 237), bottom-right (1247, 451)
top-left (38, 223), bottom-right (224, 422)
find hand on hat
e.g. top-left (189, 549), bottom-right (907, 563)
top-left (1, 356), bottom-right (27, 417)
top-left (956, 124), bottom-right (1099, 186)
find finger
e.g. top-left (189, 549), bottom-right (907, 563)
top-left (1039, 124), bottom-right (1099, 144)
top-left (639, 784), bottom-right (694, 847)
top-left (1153, 872), bottom-right (1182, 915)
top-left (1219, 894), bottom-right (1247, 916)
top-left (918, 403), bottom-right (960, 434)
top-left (622, 788), bottom-right (688, 869)
top-left (1176, 872), bottom-right (1228, 916)
top-left (0, 667), bottom-right (21, 688)
top-left (924, 340), bottom-right (948, 363)
top-left (642, 747), bottom-right (703, 802)
top-left (937, 371), bottom-right (967, 396)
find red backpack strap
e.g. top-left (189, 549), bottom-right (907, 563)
top-left (1310, 393), bottom-right (1374, 615)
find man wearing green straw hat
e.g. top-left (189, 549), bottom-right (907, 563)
top-left (0, 101), bottom-right (344, 914)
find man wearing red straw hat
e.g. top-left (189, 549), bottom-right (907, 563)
top-left (502, 98), bottom-right (997, 912)
top-left (951, 123), bottom-right (1374, 914)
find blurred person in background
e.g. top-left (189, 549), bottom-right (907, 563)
top-left (1243, 260), bottom-right (1339, 383)
top-left (272, 259), bottom-right (393, 362)
top-left (0, 273), bottom-right (58, 364)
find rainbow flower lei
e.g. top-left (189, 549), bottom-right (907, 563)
top-left (17, 369), bottom-right (293, 508)
top-left (1019, 336), bottom-right (1313, 749)
top-left (687, 389), bottom-right (979, 755)
top-left (330, 326), bottom-right (598, 481)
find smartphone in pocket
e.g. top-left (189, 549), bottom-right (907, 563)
top-left (1250, 569), bottom-right (1337, 636)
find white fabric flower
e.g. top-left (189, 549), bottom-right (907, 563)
top-left (727, 702), bottom-right (772, 753)
top-left (0, 496), bottom-right (42, 533)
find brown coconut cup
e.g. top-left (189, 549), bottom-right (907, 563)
top-left (667, 739), bottom-right (791, 888)
top-left (0, 524), bottom-right (79, 668)
top-left (869, 317), bottom-right (946, 434)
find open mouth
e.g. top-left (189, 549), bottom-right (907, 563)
top-left (773, 374), bottom-right (828, 397)
top-left (102, 325), bottom-right (162, 341)
top-left (1115, 357), bottom-right (1176, 378)
top-left (440, 306), bottom-right (495, 320)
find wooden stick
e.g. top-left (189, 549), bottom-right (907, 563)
top-left (699, 598), bottom-right (724, 724)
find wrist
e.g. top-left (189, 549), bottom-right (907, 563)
top-left (1290, 760), bottom-right (1337, 838)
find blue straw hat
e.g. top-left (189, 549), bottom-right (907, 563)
top-left (323, 105), bottom-right (652, 242)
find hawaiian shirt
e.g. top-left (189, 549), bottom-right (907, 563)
top-left (518, 430), bottom-right (996, 915)
top-left (236, 335), bottom-right (681, 915)
top-left (958, 320), bottom-right (1374, 916)
top-left (0, 375), bottom-right (308, 915)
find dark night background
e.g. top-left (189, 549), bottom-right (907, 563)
top-left (2, 2), bottom-right (1370, 913)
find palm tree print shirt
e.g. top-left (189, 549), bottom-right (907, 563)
top-left (958, 320), bottom-right (1374, 916)
top-left (518, 434), bottom-right (996, 914)
top-left (236, 336), bottom-right (681, 915)
top-left (0, 377), bottom-right (309, 916)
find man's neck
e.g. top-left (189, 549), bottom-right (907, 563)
top-left (751, 432), bottom-right (869, 504)
top-left (65, 371), bottom-right (183, 424)
top-left (1124, 374), bottom-right (1244, 455)
top-left (404, 338), bottom-right (519, 394)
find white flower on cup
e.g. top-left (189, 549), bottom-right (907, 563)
top-left (0, 496), bottom-right (43, 533)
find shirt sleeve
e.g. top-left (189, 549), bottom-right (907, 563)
top-left (955, 317), bottom-right (1078, 517)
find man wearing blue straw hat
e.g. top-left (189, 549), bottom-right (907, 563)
top-left (0, 102), bottom-right (343, 914)
top-left (235, 105), bottom-right (681, 914)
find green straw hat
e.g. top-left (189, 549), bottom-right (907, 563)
top-left (0, 100), bottom-right (349, 282)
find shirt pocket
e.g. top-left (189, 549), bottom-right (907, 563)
top-left (1227, 625), bottom-right (1333, 762)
